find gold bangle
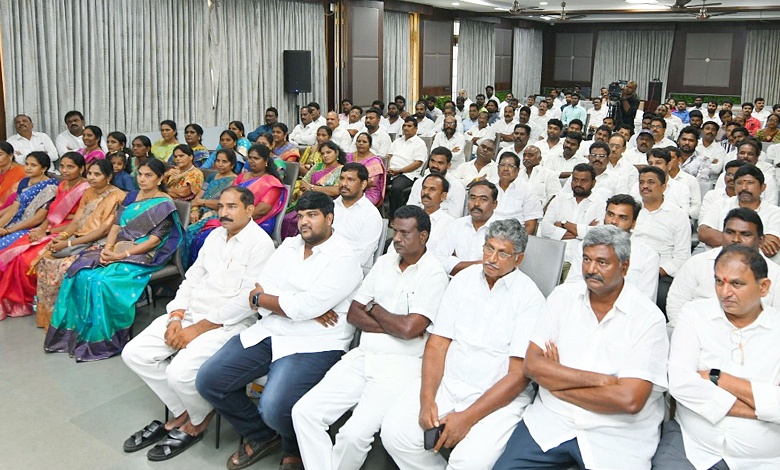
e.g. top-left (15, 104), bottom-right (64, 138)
top-left (124, 251), bottom-right (131, 259)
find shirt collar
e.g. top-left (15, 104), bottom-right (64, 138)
top-left (577, 281), bottom-right (633, 319)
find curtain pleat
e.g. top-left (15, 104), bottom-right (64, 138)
top-left (511, 27), bottom-right (543, 99)
top-left (591, 30), bottom-right (673, 101)
top-left (1, 0), bottom-right (325, 137)
top-left (383, 10), bottom-right (411, 107)
top-left (741, 29), bottom-right (780, 105)
top-left (456, 19), bottom-right (495, 100)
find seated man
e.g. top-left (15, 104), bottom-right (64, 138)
top-left (6, 114), bottom-right (58, 165)
top-left (435, 180), bottom-right (499, 276)
top-left (333, 162), bottom-right (383, 274)
top-left (633, 147), bottom-right (692, 216)
top-left (293, 205), bottom-right (450, 470)
top-left (289, 106), bottom-right (318, 146)
top-left (450, 138), bottom-right (499, 188)
top-left (498, 123), bottom-right (531, 160)
top-left (407, 147), bottom-right (466, 218)
top-left (431, 115), bottom-right (466, 169)
top-left (387, 117), bottom-right (428, 217)
top-left (491, 153), bottom-right (543, 235)
top-left (698, 160), bottom-right (744, 228)
top-left (391, 174), bottom-right (455, 255)
top-left (562, 141), bottom-right (629, 200)
top-left (517, 144), bottom-right (561, 207)
top-left (121, 187), bottom-right (276, 461)
top-left (542, 130), bottom-right (588, 179)
top-left (658, 244), bottom-right (780, 470)
top-left (195, 191), bottom-right (363, 470)
top-left (668, 207), bottom-right (780, 329)
top-left (495, 225), bottom-right (669, 470)
top-left (382, 219), bottom-right (546, 470)
top-left (714, 139), bottom-right (778, 206)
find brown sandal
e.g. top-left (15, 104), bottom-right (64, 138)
top-left (226, 435), bottom-right (281, 470)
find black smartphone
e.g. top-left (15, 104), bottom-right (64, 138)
top-left (423, 424), bottom-right (445, 450)
top-left (252, 292), bottom-right (261, 307)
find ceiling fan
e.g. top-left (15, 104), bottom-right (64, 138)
top-left (543, 2), bottom-right (587, 21)
top-left (508, 0), bottom-right (541, 14)
top-left (669, 0), bottom-right (736, 19)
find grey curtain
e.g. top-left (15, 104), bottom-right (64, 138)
top-left (457, 19), bottom-right (495, 100)
top-left (383, 10), bottom-right (411, 107)
top-left (591, 30), bottom-right (673, 100)
top-left (1, 0), bottom-right (325, 137)
top-left (511, 27), bottom-right (543, 99)
top-left (742, 29), bottom-right (780, 105)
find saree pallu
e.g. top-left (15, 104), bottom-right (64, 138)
top-left (31, 186), bottom-right (126, 327)
top-left (195, 173), bottom-right (236, 218)
top-left (167, 167), bottom-right (204, 202)
top-left (347, 153), bottom-right (386, 206)
top-left (185, 173), bottom-right (285, 268)
top-left (191, 145), bottom-right (211, 167)
top-left (0, 164), bottom-right (25, 210)
top-left (300, 147), bottom-right (323, 172)
top-left (78, 148), bottom-right (105, 164)
top-left (0, 178), bottom-right (59, 251)
top-left (44, 195), bottom-right (183, 361)
top-left (273, 141), bottom-right (300, 163)
top-left (0, 180), bottom-right (89, 320)
top-left (756, 128), bottom-right (780, 144)
top-left (280, 164), bottom-right (342, 239)
top-left (151, 140), bottom-right (179, 162)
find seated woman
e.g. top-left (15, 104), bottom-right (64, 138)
top-left (299, 125), bottom-right (331, 174)
top-left (130, 135), bottom-right (153, 179)
top-left (256, 132), bottom-right (287, 179)
top-left (33, 160), bottom-right (126, 328)
top-left (347, 131), bottom-right (386, 206)
top-left (280, 141), bottom-right (344, 239)
top-left (189, 148), bottom-right (237, 224)
top-left (201, 130), bottom-right (242, 171)
top-left (105, 131), bottom-right (128, 162)
top-left (0, 152), bottom-right (59, 251)
top-left (756, 113), bottom-right (780, 143)
top-left (270, 123), bottom-right (301, 162)
top-left (110, 152), bottom-right (136, 192)
top-left (183, 123), bottom-right (211, 167)
top-left (77, 125), bottom-right (105, 164)
top-left (0, 141), bottom-right (26, 211)
top-left (151, 120), bottom-right (180, 162)
top-left (0, 155), bottom-right (99, 322)
top-left (43, 159), bottom-right (183, 362)
top-left (185, 144), bottom-right (284, 268)
top-left (229, 120), bottom-right (252, 157)
top-left (163, 145), bottom-right (204, 202)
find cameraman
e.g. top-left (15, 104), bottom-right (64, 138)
top-left (613, 80), bottom-right (639, 128)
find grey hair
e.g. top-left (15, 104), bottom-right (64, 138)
top-left (582, 225), bottom-right (631, 263)
top-left (485, 219), bottom-right (528, 254)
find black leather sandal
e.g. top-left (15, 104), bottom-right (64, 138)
top-left (123, 420), bottom-right (168, 453)
top-left (226, 435), bottom-right (282, 470)
top-left (146, 428), bottom-right (204, 461)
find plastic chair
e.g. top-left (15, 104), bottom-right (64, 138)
top-left (272, 184), bottom-right (293, 247)
top-left (518, 236), bottom-right (566, 298)
top-left (145, 200), bottom-right (192, 307)
top-left (282, 161), bottom-right (300, 187)
top-left (373, 219), bottom-right (390, 264)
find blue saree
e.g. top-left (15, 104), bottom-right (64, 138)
top-left (0, 177), bottom-right (58, 251)
top-left (43, 192), bottom-right (183, 362)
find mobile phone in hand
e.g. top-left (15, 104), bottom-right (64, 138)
top-left (423, 424), bottom-right (445, 450)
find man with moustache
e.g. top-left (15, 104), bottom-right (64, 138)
top-left (677, 127), bottom-right (710, 182)
top-left (492, 153), bottom-right (543, 235)
top-left (465, 112), bottom-right (497, 151)
top-left (325, 111), bottom-right (353, 151)
top-left (6, 114), bottom-right (58, 164)
top-left (196, 191), bottom-right (363, 470)
top-left (542, 130), bottom-right (587, 179)
top-left (395, 174), bottom-right (456, 254)
top-left (289, 106), bottom-right (318, 146)
top-left (688, 110), bottom-right (704, 130)
top-left (463, 103), bottom-right (480, 133)
top-left (432, 115), bottom-right (467, 169)
top-left (623, 129), bottom-right (655, 167)
top-left (55, 110), bottom-right (107, 156)
top-left (492, 105), bottom-right (519, 149)
top-left (560, 143), bottom-right (628, 200)
top-left (516, 144), bottom-right (561, 207)
top-left (408, 147), bottom-right (467, 219)
top-left (381, 102), bottom-right (404, 135)
top-left (451, 138), bottom-right (499, 188)
top-left (122, 187), bottom-right (276, 460)
top-left (413, 101), bottom-right (437, 137)
top-left (606, 133), bottom-right (639, 193)
top-left (248, 107), bottom-right (280, 142)
top-left (387, 117), bottom-right (428, 216)
top-left (348, 108), bottom-right (392, 157)
top-left (486, 100), bottom-right (501, 125)
top-left (498, 124), bottom-right (531, 160)
top-left (697, 121), bottom-right (727, 176)
top-left (714, 138), bottom-right (778, 206)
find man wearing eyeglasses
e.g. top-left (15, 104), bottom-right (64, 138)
top-left (656, 244), bottom-right (780, 470)
top-left (383, 219), bottom-right (546, 470)
top-left (490, 153), bottom-right (543, 235)
top-left (649, 116), bottom-right (677, 149)
top-left (561, 142), bottom-right (629, 201)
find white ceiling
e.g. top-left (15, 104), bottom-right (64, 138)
top-left (403, 0), bottom-right (780, 22)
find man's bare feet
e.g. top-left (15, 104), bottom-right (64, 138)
top-left (180, 410), bottom-right (215, 436)
top-left (165, 411), bottom-right (189, 431)
top-left (282, 456), bottom-right (302, 465)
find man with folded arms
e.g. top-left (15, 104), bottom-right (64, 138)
top-left (494, 225), bottom-right (669, 470)
top-left (293, 205), bottom-right (449, 470)
top-left (121, 186), bottom-right (275, 461)
top-left (196, 191), bottom-right (363, 470)
top-left (655, 244), bottom-right (780, 470)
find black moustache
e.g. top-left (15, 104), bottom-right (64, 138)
top-left (585, 273), bottom-right (604, 282)
top-left (219, 217), bottom-right (233, 223)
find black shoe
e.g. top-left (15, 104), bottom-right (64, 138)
top-left (146, 428), bottom-right (204, 461)
top-left (123, 420), bottom-right (168, 453)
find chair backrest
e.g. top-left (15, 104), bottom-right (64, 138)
top-left (272, 184), bottom-right (292, 246)
top-left (172, 200), bottom-right (192, 276)
top-left (699, 180), bottom-right (713, 199)
top-left (283, 161), bottom-right (300, 187)
top-left (518, 235), bottom-right (566, 298)
top-left (463, 139), bottom-right (474, 160)
top-left (200, 168), bottom-right (217, 180)
top-left (389, 132), bottom-right (397, 141)
top-left (421, 136), bottom-right (434, 155)
top-left (373, 218), bottom-right (390, 264)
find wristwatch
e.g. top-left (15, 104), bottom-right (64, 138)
top-left (709, 368), bottom-right (721, 386)
top-left (561, 219), bottom-right (567, 227)
top-left (365, 301), bottom-right (376, 315)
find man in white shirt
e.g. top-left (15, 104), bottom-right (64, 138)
top-left (575, 125), bottom-right (611, 159)
top-left (634, 147), bottom-right (693, 217)
top-left (431, 115), bottom-right (466, 169)
top-left (659, 104), bottom-right (684, 140)
top-left (345, 106), bottom-right (366, 138)
top-left (633, 165), bottom-right (692, 312)
top-left (659, 244), bottom-right (780, 470)
top-left (384, 219), bottom-right (546, 470)
top-left (518, 143), bottom-right (561, 207)
top-left (703, 100), bottom-right (722, 126)
top-left (196, 191), bottom-right (363, 470)
top-left (325, 111), bottom-right (353, 151)
top-left (497, 92), bottom-right (514, 113)
top-left (525, 95), bottom-right (538, 115)
top-left (498, 123), bottom-right (531, 160)
top-left (333, 163), bottom-right (383, 274)
top-left (542, 130), bottom-right (587, 179)
top-left (752, 97), bottom-right (771, 127)
top-left (293, 205), bottom-right (449, 470)
top-left (678, 127), bottom-right (711, 183)
top-left (650, 115), bottom-right (678, 148)
top-left (668, 146), bottom-right (703, 220)
top-left (6, 114), bottom-right (58, 165)
top-left (54, 110), bottom-right (106, 156)
top-left (545, 95), bottom-right (562, 120)
top-left (491, 153), bottom-right (543, 234)
top-left (465, 111), bottom-right (496, 151)
top-left (425, 96), bottom-right (443, 121)
top-left (714, 139), bottom-right (778, 206)
top-left (380, 102), bottom-right (404, 135)
top-left (607, 133), bottom-right (639, 193)
top-left (408, 147), bottom-right (466, 219)
top-left (435, 180), bottom-right (498, 275)
top-left (495, 225), bottom-right (668, 470)
top-left (623, 129), bottom-right (655, 166)
top-left (450, 138), bottom-right (499, 189)
top-left (307, 102), bottom-right (326, 127)
top-left (699, 160), bottom-right (744, 229)
top-left (455, 95), bottom-right (470, 121)
top-left (534, 119), bottom-right (565, 164)
top-left (485, 85), bottom-right (500, 106)
top-left (413, 101), bottom-right (437, 138)
top-left (529, 101), bottom-right (550, 140)
top-left (348, 108), bottom-right (391, 157)
top-left (122, 187), bottom-right (275, 460)
top-left (586, 97), bottom-right (608, 133)
top-left (563, 142), bottom-right (629, 201)
top-left (492, 106), bottom-right (518, 149)
top-left (387, 117), bottom-right (428, 216)
top-left (566, 194), bottom-right (660, 302)
top-left (396, 173), bottom-right (456, 255)
top-left (289, 106), bottom-right (318, 146)
top-left (698, 121), bottom-right (728, 177)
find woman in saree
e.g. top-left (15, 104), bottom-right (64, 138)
top-left (44, 159), bottom-right (183, 362)
top-left (105, 131), bottom-right (129, 162)
top-left (228, 120), bottom-right (252, 157)
top-left (201, 130), bottom-right (242, 171)
top-left (151, 120), bottom-right (180, 163)
top-left (0, 141), bottom-right (26, 211)
top-left (162, 145), bottom-right (204, 202)
top-left (270, 123), bottom-right (300, 163)
top-left (0, 156), bottom-right (106, 322)
top-left (346, 131), bottom-right (386, 206)
top-left (256, 133), bottom-right (288, 179)
top-left (185, 144), bottom-right (284, 268)
top-left (189, 148), bottom-right (237, 224)
top-left (756, 114), bottom-right (780, 144)
top-left (130, 135), bottom-right (153, 178)
top-left (0, 152), bottom-right (59, 251)
top-left (33, 160), bottom-right (125, 328)
top-left (77, 125), bottom-right (105, 164)
top-left (183, 123), bottom-right (211, 167)
top-left (299, 126), bottom-right (331, 174)
top-left (280, 141), bottom-right (344, 239)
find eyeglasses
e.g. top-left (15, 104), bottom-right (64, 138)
top-left (498, 163), bottom-right (518, 169)
top-left (483, 243), bottom-right (517, 260)
top-left (730, 328), bottom-right (744, 365)
top-left (588, 154), bottom-right (608, 159)
top-left (607, 143), bottom-right (623, 149)
top-left (649, 125), bottom-right (664, 130)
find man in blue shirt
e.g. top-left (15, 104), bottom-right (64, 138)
top-left (247, 107), bottom-right (279, 142)
top-left (561, 95), bottom-right (586, 127)
top-left (672, 100), bottom-right (690, 124)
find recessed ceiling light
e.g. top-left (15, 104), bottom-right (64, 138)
top-left (540, 1), bottom-right (548, 4)
top-left (626, 0), bottom-right (656, 3)
top-left (452, 2), bottom-right (459, 4)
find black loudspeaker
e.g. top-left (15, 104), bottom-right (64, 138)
top-left (646, 79), bottom-right (663, 111)
top-left (283, 50), bottom-right (312, 93)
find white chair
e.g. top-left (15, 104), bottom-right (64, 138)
top-left (518, 235), bottom-right (566, 298)
top-left (272, 184), bottom-right (293, 247)
top-left (373, 218), bottom-right (390, 264)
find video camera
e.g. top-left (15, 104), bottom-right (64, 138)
top-left (608, 80), bottom-right (627, 101)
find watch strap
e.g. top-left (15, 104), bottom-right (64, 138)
top-left (709, 368), bottom-right (721, 386)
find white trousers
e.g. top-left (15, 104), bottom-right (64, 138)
top-left (380, 378), bottom-right (521, 470)
top-left (292, 349), bottom-right (419, 470)
top-left (121, 314), bottom-right (247, 425)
